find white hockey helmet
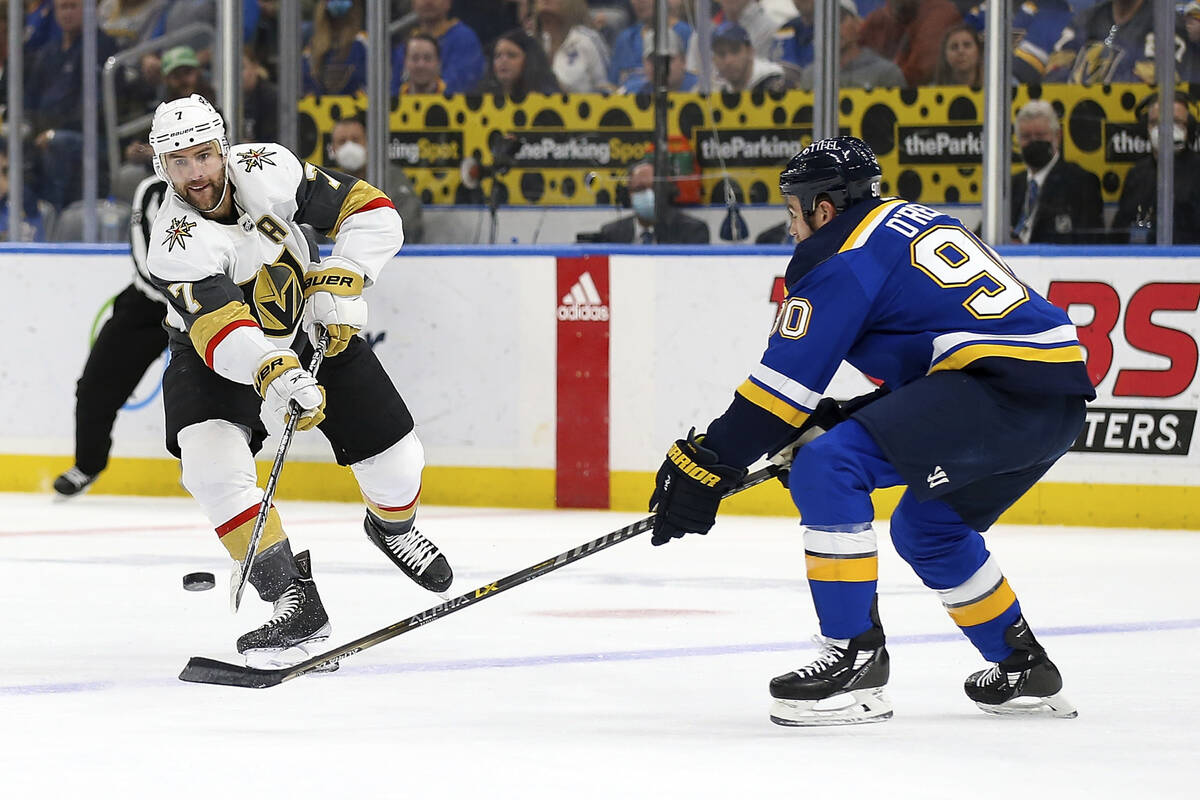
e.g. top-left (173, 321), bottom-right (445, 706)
top-left (149, 94), bottom-right (229, 182)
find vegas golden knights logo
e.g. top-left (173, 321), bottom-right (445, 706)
top-left (252, 248), bottom-right (305, 335)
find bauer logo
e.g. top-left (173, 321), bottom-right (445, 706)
top-left (557, 271), bottom-right (610, 321)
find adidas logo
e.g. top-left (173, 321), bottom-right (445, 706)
top-left (927, 465), bottom-right (950, 489)
top-left (557, 271), bottom-right (610, 321)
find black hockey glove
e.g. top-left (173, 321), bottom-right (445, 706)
top-left (648, 429), bottom-right (747, 546)
top-left (768, 388), bottom-right (889, 488)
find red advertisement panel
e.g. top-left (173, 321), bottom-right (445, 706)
top-left (556, 256), bottom-right (610, 508)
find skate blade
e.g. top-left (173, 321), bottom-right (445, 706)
top-left (770, 687), bottom-right (893, 727)
top-left (975, 691), bottom-right (1077, 719)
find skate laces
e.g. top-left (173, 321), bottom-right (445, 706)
top-left (975, 664), bottom-right (1022, 687)
top-left (384, 529), bottom-right (438, 574)
top-left (794, 636), bottom-right (849, 678)
top-left (264, 584), bottom-right (303, 628)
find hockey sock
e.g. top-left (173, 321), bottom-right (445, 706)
top-left (803, 523), bottom-right (879, 639)
top-left (936, 555), bottom-right (1023, 662)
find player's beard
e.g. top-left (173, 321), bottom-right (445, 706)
top-left (183, 170), bottom-right (230, 216)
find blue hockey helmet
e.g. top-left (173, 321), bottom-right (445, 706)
top-left (779, 136), bottom-right (881, 217)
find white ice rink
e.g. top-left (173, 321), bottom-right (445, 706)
top-left (2, 492), bottom-right (1198, 799)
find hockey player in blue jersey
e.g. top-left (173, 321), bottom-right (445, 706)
top-left (648, 136), bottom-right (1095, 726)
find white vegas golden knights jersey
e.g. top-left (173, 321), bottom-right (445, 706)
top-left (145, 142), bottom-right (402, 386)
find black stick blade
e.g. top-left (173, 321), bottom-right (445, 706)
top-left (179, 656), bottom-right (287, 688)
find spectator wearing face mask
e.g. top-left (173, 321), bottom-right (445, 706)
top-left (594, 160), bottom-right (709, 244)
top-left (1010, 100), bottom-right (1104, 245)
top-left (1111, 93), bottom-right (1200, 244)
top-left (303, 0), bottom-right (368, 98)
top-left (328, 116), bottom-right (425, 243)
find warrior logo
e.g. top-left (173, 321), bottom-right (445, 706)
top-left (237, 147), bottom-right (278, 172)
top-left (163, 216), bottom-right (196, 252)
top-left (252, 248), bottom-right (305, 335)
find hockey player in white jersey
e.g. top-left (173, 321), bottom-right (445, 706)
top-left (144, 94), bottom-right (451, 667)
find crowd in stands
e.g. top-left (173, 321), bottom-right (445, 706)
top-left (4, 0), bottom-right (1200, 244)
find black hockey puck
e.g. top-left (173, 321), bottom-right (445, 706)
top-left (183, 571), bottom-right (216, 592)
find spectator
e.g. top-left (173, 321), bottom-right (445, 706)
top-left (619, 25), bottom-right (697, 94)
top-left (99, 0), bottom-right (168, 50)
top-left (475, 28), bottom-right (561, 97)
top-left (303, 0), bottom-right (368, 98)
top-left (328, 115), bottom-right (425, 244)
top-left (24, 0), bottom-right (58, 54)
top-left (930, 23), bottom-right (982, 87)
top-left (859, 0), bottom-right (962, 87)
top-left (451, 0), bottom-right (524, 53)
top-left (963, 0), bottom-right (1072, 84)
top-left (1046, 0), bottom-right (1178, 85)
top-left (711, 22), bottom-right (785, 93)
top-left (536, 0), bottom-right (613, 94)
top-left (775, 0), bottom-right (814, 82)
top-left (242, 47), bottom-right (278, 143)
top-left (1182, 1), bottom-right (1200, 84)
top-left (391, 0), bottom-right (485, 95)
top-left (25, 0), bottom-right (118, 210)
top-left (398, 33), bottom-right (447, 95)
top-left (595, 160), bottom-right (709, 243)
top-left (795, 0), bottom-right (905, 90)
top-left (609, 0), bottom-right (692, 87)
top-left (686, 0), bottom-right (779, 80)
top-left (1111, 93), bottom-right (1200, 244)
top-left (249, 0), bottom-right (281, 82)
top-left (123, 47), bottom-right (218, 166)
top-left (1010, 100), bottom-right (1104, 244)
top-left (0, 145), bottom-right (47, 242)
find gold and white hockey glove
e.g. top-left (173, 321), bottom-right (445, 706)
top-left (302, 261), bottom-right (367, 357)
top-left (255, 351), bottom-right (326, 431)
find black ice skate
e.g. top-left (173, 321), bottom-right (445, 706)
top-left (769, 624), bottom-right (892, 726)
top-left (52, 467), bottom-right (98, 499)
top-left (364, 514), bottom-right (453, 593)
top-left (964, 616), bottom-right (1077, 718)
top-left (237, 550), bottom-right (334, 670)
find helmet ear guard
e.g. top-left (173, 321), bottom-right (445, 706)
top-left (149, 93), bottom-right (229, 182)
top-left (780, 135), bottom-right (882, 217)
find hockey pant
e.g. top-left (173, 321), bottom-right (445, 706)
top-left (788, 420), bottom-right (1021, 663)
top-left (177, 419), bottom-right (425, 600)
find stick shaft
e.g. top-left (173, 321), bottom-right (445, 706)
top-left (230, 332), bottom-right (329, 612)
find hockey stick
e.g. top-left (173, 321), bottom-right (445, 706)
top-left (182, 463), bottom-right (780, 687)
top-left (230, 328), bottom-right (331, 612)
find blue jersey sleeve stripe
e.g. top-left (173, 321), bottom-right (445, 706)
top-left (736, 379), bottom-right (812, 427)
top-left (838, 198), bottom-right (905, 253)
top-left (929, 342), bottom-right (1085, 373)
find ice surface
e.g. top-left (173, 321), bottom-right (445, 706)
top-left (2, 493), bottom-right (1198, 798)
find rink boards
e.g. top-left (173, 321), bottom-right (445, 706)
top-left (1, 244), bottom-right (1197, 529)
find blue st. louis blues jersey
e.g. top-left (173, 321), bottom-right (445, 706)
top-left (704, 197), bottom-right (1096, 467)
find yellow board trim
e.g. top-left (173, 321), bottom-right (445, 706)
top-left (930, 343), bottom-right (1084, 373)
top-left (838, 198), bottom-right (905, 253)
top-left (736, 379), bottom-right (811, 427)
top-left (805, 553), bottom-right (878, 582)
top-left (946, 578), bottom-right (1018, 627)
top-left (2, 456), bottom-right (1197, 530)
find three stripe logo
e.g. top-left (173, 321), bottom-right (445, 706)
top-left (557, 271), bottom-right (610, 321)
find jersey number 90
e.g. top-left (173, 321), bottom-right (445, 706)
top-left (910, 226), bottom-right (1028, 319)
